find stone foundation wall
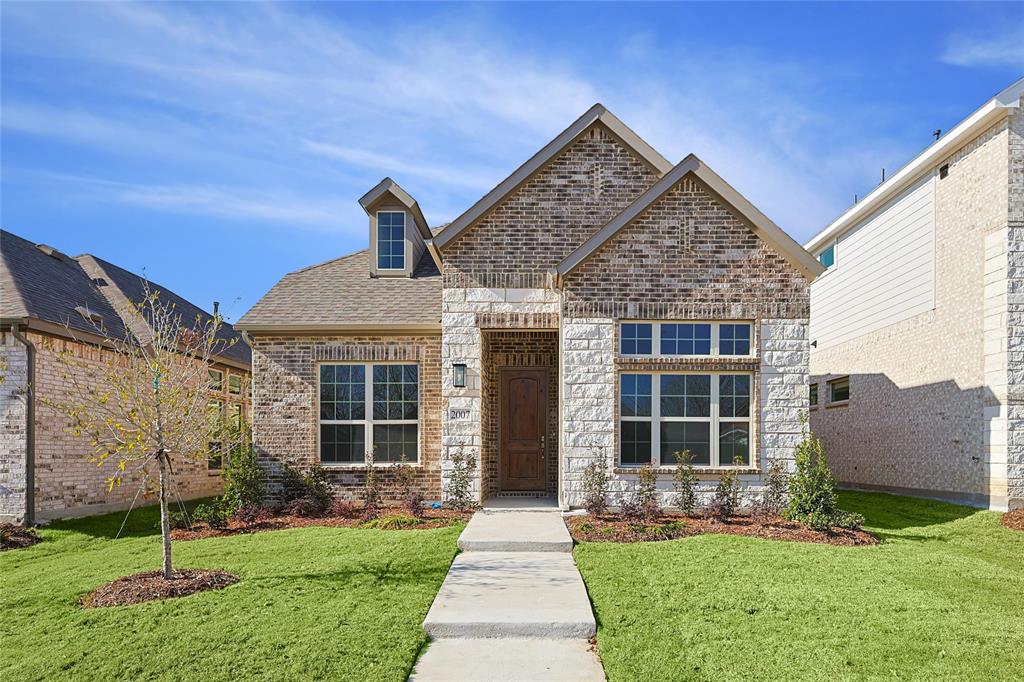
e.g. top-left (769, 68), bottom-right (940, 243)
top-left (0, 333), bottom-right (29, 523)
top-left (251, 334), bottom-right (442, 501)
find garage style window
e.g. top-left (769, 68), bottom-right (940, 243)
top-left (319, 363), bottom-right (419, 464)
top-left (377, 211), bottom-right (406, 270)
top-left (619, 321), bottom-right (753, 357)
top-left (619, 372), bottom-right (751, 467)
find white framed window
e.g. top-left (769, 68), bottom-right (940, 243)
top-left (619, 321), bottom-right (753, 357)
top-left (619, 371), bottom-right (752, 468)
top-left (376, 211), bottom-right (406, 270)
top-left (208, 368), bottom-right (223, 391)
top-left (318, 363), bottom-right (419, 464)
top-left (818, 242), bottom-right (836, 269)
top-left (828, 376), bottom-right (850, 404)
top-left (207, 400), bottom-right (224, 470)
top-left (228, 373), bottom-right (242, 395)
top-left (809, 383), bottom-right (819, 408)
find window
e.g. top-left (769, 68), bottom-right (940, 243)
top-left (377, 211), bottom-right (406, 270)
top-left (829, 377), bottom-right (850, 404)
top-left (818, 243), bottom-right (835, 269)
top-left (228, 373), bottom-right (242, 395)
top-left (319, 363), bottom-right (419, 464)
top-left (809, 383), bottom-right (818, 407)
top-left (207, 400), bottom-right (223, 470)
top-left (660, 323), bottom-right (711, 355)
top-left (208, 368), bottom-right (223, 391)
top-left (719, 324), bottom-right (750, 356)
top-left (619, 372), bottom-right (751, 468)
top-left (620, 323), bottom-right (652, 355)
top-left (619, 322), bottom-right (752, 357)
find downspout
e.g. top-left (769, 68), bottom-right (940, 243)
top-left (11, 324), bottom-right (35, 526)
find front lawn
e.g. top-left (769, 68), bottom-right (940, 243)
top-left (575, 491), bottom-right (1024, 681)
top-left (0, 504), bottom-right (462, 681)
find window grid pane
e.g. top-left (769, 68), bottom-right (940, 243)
top-left (373, 365), bottom-right (418, 421)
top-left (620, 421), bottom-right (652, 465)
top-left (660, 323), bottom-right (711, 355)
top-left (719, 375), bottom-right (751, 418)
top-left (372, 424), bottom-right (418, 463)
top-left (320, 365), bottom-right (365, 421)
top-left (719, 423), bottom-right (750, 466)
top-left (620, 323), bottom-right (652, 355)
top-left (661, 422), bottom-right (711, 465)
top-left (320, 424), bottom-right (365, 463)
top-left (720, 324), bottom-right (751, 356)
top-left (377, 212), bottom-right (406, 270)
top-left (620, 373), bottom-right (652, 417)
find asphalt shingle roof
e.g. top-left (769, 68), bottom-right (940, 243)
top-left (0, 229), bottom-right (250, 366)
top-left (237, 249), bottom-right (441, 328)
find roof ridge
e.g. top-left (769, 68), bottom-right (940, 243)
top-left (291, 248), bottom-right (369, 274)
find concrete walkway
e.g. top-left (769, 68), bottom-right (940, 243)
top-left (410, 507), bottom-right (605, 681)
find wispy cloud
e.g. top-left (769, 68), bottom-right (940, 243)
top-left (942, 25), bottom-right (1024, 68)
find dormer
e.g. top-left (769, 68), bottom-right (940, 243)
top-left (359, 178), bottom-right (434, 278)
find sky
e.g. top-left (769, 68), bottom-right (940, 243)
top-left (2, 2), bottom-right (1022, 322)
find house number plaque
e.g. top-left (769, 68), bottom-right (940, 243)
top-left (449, 409), bottom-right (471, 420)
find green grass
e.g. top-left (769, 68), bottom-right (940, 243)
top-left (0, 504), bottom-right (462, 681)
top-left (575, 491), bottom-right (1024, 681)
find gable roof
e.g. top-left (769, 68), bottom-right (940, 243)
top-left (805, 76), bottom-right (1024, 254)
top-left (554, 154), bottom-right (825, 281)
top-left (235, 249), bottom-right (441, 332)
top-left (0, 229), bottom-right (250, 368)
top-left (359, 177), bottom-right (433, 240)
top-left (432, 103), bottom-right (674, 250)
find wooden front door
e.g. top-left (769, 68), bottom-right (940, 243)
top-left (500, 369), bottom-right (548, 492)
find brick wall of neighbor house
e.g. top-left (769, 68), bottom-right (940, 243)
top-left (251, 334), bottom-right (442, 500)
top-left (442, 124), bottom-right (660, 288)
top-left (560, 176), bottom-right (811, 507)
top-left (0, 333), bottom-right (30, 523)
top-left (810, 112), bottom-right (1018, 509)
top-left (29, 332), bottom-right (236, 520)
top-left (480, 331), bottom-right (559, 497)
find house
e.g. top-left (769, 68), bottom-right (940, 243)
top-left (805, 77), bottom-right (1024, 511)
top-left (237, 105), bottom-right (824, 508)
top-left (0, 229), bottom-right (252, 524)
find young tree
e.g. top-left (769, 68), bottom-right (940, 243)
top-left (43, 283), bottom-right (232, 579)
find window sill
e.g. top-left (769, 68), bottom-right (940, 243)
top-left (616, 356), bottom-right (759, 371)
top-left (825, 401), bottom-right (849, 409)
top-left (319, 462), bottom-right (422, 469)
top-left (614, 466), bottom-right (760, 476)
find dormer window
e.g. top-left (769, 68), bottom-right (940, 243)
top-left (377, 211), bottom-right (406, 270)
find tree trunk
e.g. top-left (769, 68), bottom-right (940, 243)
top-left (157, 450), bottom-right (173, 580)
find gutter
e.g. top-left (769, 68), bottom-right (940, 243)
top-left (10, 324), bottom-right (35, 526)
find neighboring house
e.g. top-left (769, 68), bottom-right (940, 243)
top-left (238, 105), bottom-right (823, 508)
top-left (0, 229), bottom-right (251, 524)
top-left (806, 77), bottom-right (1024, 511)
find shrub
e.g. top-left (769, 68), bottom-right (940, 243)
top-left (283, 497), bottom-right (321, 518)
top-left (709, 453), bottom-right (745, 520)
top-left (362, 452), bottom-right (382, 519)
top-left (444, 449), bottom-right (477, 511)
top-left (671, 449), bottom-right (698, 515)
top-left (577, 520), bottom-right (595, 533)
top-left (784, 417), bottom-right (864, 531)
top-left (279, 461), bottom-right (331, 514)
top-left (756, 458), bottom-right (789, 518)
top-left (192, 503), bottom-right (229, 530)
top-left (233, 504), bottom-right (273, 525)
top-left (168, 510), bottom-right (192, 530)
top-left (634, 464), bottom-right (661, 520)
top-left (220, 435), bottom-right (266, 516)
top-left (361, 514), bottom-right (421, 530)
top-left (394, 455), bottom-right (425, 518)
top-left (581, 459), bottom-right (610, 517)
top-left (619, 496), bottom-right (644, 522)
top-left (328, 498), bottom-right (361, 519)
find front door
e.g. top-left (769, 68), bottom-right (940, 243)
top-left (500, 368), bottom-right (547, 492)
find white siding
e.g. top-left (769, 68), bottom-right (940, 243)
top-left (810, 173), bottom-right (936, 350)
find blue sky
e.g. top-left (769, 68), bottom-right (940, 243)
top-left (2, 2), bottom-right (1022, 321)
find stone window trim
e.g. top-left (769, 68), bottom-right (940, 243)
top-left (616, 320), bottom-right (756, 359)
top-left (617, 370), bottom-right (756, 469)
top-left (316, 360), bottom-right (423, 468)
top-left (614, 466), bottom-right (761, 476)
top-left (615, 357), bottom-right (759, 373)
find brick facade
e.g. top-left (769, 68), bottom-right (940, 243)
top-left (251, 334), bottom-right (443, 501)
top-left (4, 331), bottom-right (246, 522)
top-left (810, 98), bottom-right (1023, 511)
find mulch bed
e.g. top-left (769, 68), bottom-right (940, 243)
top-left (1002, 508), bottom-right (1024, 533)
top-left (565, 513), bottom-right (878, 547)
top-left (0, 523), bottom-right (42, 551)
top-left (82, 569), bottom-right (239, 608)
top-left (171, 508), bottom-right (471, 541)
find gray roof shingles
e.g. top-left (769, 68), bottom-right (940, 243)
top-left (0, 229), bottom-right (250, 366)
top-left (237, 249), bottom-right (441, 328)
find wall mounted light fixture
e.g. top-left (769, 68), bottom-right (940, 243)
top-left (453, 363), bottom-right (467, 388)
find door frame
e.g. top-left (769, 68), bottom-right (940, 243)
top-left (498, 366), bottom-right (549, 492)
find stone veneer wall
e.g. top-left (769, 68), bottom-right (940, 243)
top-left (0, 333), bottom-right (30, 523)
top-left (810, 111), bottom-right (1019, 509)
top-left (251, 334), bottom-right (442, 501)
top-left (440, 289), bottom-right (560, 502)
top-left (26, 332), bottom-right (235, 520)
top-left (480, 330), bottom-right (559, 497)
